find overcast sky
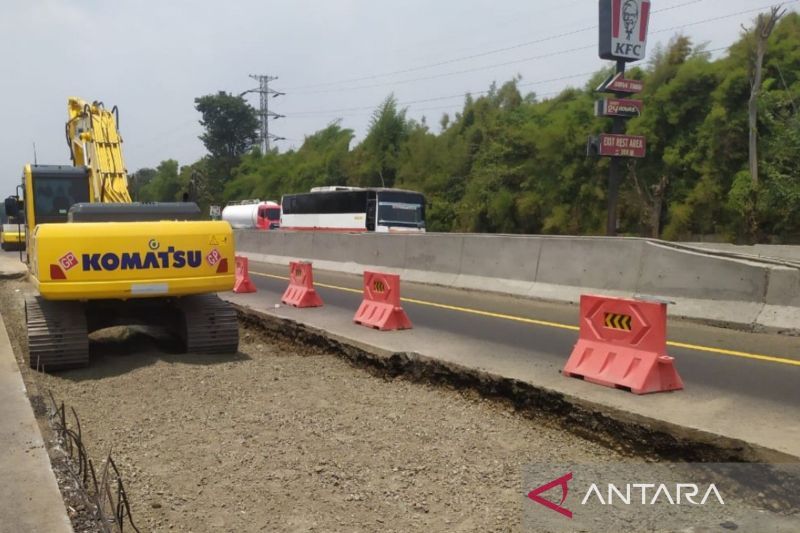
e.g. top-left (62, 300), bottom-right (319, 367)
top-left (0, 0), bottom-right (794, 193)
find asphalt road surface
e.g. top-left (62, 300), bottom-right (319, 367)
top-left (247, 260), bottom-right (800, 407)
top-left (5, 248), bottom-right (797, 406)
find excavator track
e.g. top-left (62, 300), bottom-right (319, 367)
top-left (25, 296), bottom-right (90, 371)
top-left (178, 294), bottom-right (239, 354)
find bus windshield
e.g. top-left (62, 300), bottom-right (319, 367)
top-left (377, 191), bottom-right (425, 228)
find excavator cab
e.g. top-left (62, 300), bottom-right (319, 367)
top-left (25, 166), bottom-right (89, 225)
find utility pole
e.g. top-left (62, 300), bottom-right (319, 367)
top-left (241, 74), bottom-right (286, 153)
top-left (606, 60), bottom-right (626, 236)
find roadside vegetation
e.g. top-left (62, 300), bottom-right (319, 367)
top-left (132, 12), bottom-right (800, 243)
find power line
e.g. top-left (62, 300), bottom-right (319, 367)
top-left (288, 0), bottom-right (790, 97)
top-left (287, 90), bottom-right (571, 122)
top-left (282, 0), bottom-right (800, 114)
top-left (287, 0), bottom-right (708, 93)
top-left (129, 38), bottom-right (734, 156)
top-left (284, 71), bottom-right (596, 117)
top-left (133, 2), bottom-right (795, 158)
top-left (285, 42), bottom-right (731, 122)
top-left (301, 44), bottom-right (597, 96)
top-left (651, 0), bottom-right (799, 37)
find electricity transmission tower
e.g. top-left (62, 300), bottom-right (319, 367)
top-left (240, 74), bottom-right (285, 153)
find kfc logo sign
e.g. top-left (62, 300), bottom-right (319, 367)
top-left (599, 0), bottom-right (651, 62)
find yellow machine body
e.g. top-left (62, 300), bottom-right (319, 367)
top-left (21, 99), bottom-right (235, 301)
top-left (29, 220), bottom-right (234, 300)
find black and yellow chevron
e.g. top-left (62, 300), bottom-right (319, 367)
top-left (604, 312), bottom-right (632, 331)
top-left (373, 280), bottom-right (386, 293)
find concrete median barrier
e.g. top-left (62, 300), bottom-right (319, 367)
top-left (459, 234), bottom-right (540, 281)
top-left (354, 233), bottom-right (410, 268)
top-left (537, 237), bottom-right (644, 291)
top-left (637, 242), bottom-right (768, 302)
top-left (305, 232), bottom-right (358, 263)
top-left (234, 230), bottom-right (800, 333)
top-left (687, 242), bottom-right (800, 263)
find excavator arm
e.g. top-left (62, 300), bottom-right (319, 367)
top-left (65, 97), bottom-right (132, 203)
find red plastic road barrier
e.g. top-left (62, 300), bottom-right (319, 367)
top-left (281, 261), bottom-right (323, 308)
top-left (562, 294), bottom-right (683, 395)
top-left (353, 271), bottom-right (412, 331)
top-left (233, 255), bottom-right (257, 293)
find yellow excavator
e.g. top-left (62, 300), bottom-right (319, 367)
top-left (4, 98), bottom-right (238, 371)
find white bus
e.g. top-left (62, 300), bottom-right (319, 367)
top-left (280, 187), bottom-right (425, 232)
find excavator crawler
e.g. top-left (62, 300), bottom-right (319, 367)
top-left (6, 98), bottom-right (239, 371)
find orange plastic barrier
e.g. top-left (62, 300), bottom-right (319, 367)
top-left (562, 294), bottom-right (683, 394)
top-left (281, 261), bottom-right (323, 308)
top-left (353, 271), bottom-right (412, 331)
top-left (233, 255), bottom-right (257, 293)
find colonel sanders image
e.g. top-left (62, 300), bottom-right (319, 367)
top-left (623, 0), bottom-right (639, 40)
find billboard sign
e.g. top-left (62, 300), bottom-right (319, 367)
top-left (599, 0), bottom-right (651, 62)
top-left (595, 98), bottom-right (643, 118)
top-left (598, 134), bottom-right (646, 157)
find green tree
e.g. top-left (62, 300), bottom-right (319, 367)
top-left (129, 167), bottom-right (156, 202)
top-left (352, 95), bottom-right (409, 188)
top-left (138, 160), bottom-right (181, 202)
top-left (223, 121), bottom-right (354, 203)
top-left (194, 92), bottom-right (259, 200)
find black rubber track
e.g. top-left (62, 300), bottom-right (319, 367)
top-left (25, 296), bottom-right (89, 371)
top-left (178, 294), bottom-right (239, 354)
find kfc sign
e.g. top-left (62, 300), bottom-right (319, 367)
top-left (599, 0), bottom-right (651, 62)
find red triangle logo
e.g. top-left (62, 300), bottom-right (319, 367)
top-left (526, 472), bottom-right (573, 519)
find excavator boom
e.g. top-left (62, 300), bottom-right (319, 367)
top-left (66, 97), bottom-right (132, 203)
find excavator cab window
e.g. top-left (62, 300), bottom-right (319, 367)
top-left (31, 171), bottom-right (90, 224)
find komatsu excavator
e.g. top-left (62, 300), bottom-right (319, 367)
top-left (4, 98), bottom-right (238, 371)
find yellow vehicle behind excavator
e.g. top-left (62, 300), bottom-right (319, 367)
top-left (1, 216), bottom-right (25, 251)
top-left (4, 98), bottom-right (238, 371)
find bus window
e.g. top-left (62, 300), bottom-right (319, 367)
top-left (376, 191), bottom-right (425, 230)
top-left (280, 188), bottom-right (424, 232)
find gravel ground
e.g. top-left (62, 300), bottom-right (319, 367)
top-left (6, 278), bottom-right (794, 532)
top-left (0, 279), bottom-right (622, 532)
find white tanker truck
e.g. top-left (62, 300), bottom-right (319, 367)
top-left (221, 200), bottom-right (281, 230)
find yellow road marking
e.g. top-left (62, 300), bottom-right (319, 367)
top-left (665, 341), bottom-right (800, 367)
top-left (249, 271), bottom-right (800, 367)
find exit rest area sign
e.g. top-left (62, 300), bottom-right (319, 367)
top-left (598, 134), bottom-right (646, 157)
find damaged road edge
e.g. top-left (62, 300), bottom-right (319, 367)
top-left (233, 304), bottom-right (796, 464)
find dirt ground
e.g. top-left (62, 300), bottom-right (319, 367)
top-left (0, 278), bottom-right (625, 532)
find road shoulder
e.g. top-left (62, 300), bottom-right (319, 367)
top-left (223, 288), bottom-right (800, 462)
top-left (0, 312), bottom-right (73, 533)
